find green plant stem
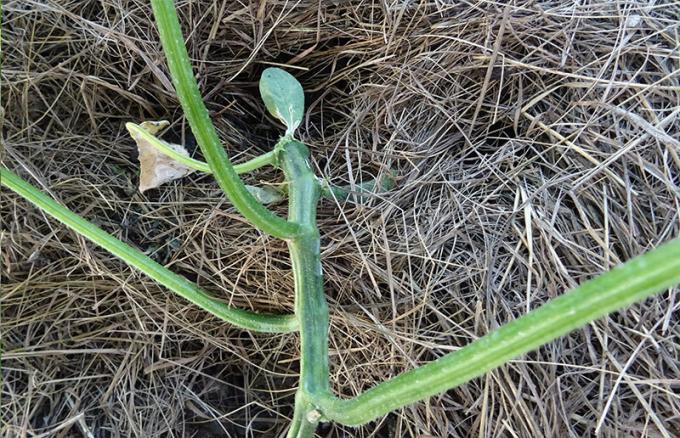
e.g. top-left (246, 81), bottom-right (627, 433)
top-left (287, 392), bottom-right (320, 438)
top-left (150, 0), bottom-right (300, 239)
top-left (0, 168), bottom-right (298, 333)
top-left (312, 236), bottom-right (680, 426)
top-left (320, 172), bottom-right (396, 202)
top-left (125, 122), bottom-right (277, 175)
top-left (233, 151), bottom-right (278, 174)
top-left (279, 140), bottom-right (329, 437)
top-left (146, 2), bottom-right (680, 434)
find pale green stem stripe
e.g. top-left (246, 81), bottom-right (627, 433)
top-left (315, 237), bottom-right (680, 425)
top-left (125, 122), bottom-right (276, 175)
top-left (150, 0), bottom-right (300, 239)
top-left (1, 168), bottom-right (298, 333)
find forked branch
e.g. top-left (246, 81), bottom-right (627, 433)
top-left (1, 2), bottom-right (678, 437)
top-left (149, 0), bottom-right (300, 239)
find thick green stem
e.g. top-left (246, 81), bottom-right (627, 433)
top-left (124, 2), bottom-right (680, 433)
top-left (289, 234), bottom-right (328, 393)
top-left (280, 141), bottom-right (329, 437)
top-left (312, 236), bottom-right (680, 425)
top-left (287, 392), bottom-right (320, 438)
top-left (150, 0), bottom-right (299, 239)
top-left (0, 168), bottom-right (298, 333)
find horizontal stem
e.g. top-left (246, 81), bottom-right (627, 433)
top-left (320, 172), bottom-right (395, 202)
top-left (150, 0), bottom-right (300, 239)
top-left (314, 237), bottom-right (680, 425)
top-left (235, 150), bottom-right (278, 174)
top-left (125, 122), bottom-right (277, 175)
top-left (1, 168), bottom-right (298, 333)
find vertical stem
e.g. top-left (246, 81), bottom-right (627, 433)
top-left (281, 141), bottom-right (329, 437)
top-left (289, 234), bottom-right (328, 394)
top-left (287, 392), bottom-right (320, 438)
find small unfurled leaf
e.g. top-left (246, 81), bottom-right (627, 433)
top-left (259, 67), bottom-right (304, 136)
top-left (246, 185), bottom-right (284, 204)
top-left (126, 121), bottom-right (194, 193)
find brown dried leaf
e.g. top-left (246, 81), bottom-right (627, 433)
top-left (127, 121), bottom-right (194, 193)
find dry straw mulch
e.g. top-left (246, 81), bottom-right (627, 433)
top-left (2, 1), bottom-right (679, 437)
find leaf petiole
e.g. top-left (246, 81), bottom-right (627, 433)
top-left (319, 172), bottom-right (396, 202)
top-left (126, 122), bottom-right (277, 175)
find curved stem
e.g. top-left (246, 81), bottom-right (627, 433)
top-left (126, 122), bottom-right (277, 175)
top-left (150, 0), bottom-right (300, 239)
top-left (313, 237), bottom-right (680, 425)
top-left (1, 168), bottom-right (298, 333)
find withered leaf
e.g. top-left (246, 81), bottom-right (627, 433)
top-left (126, 121), bottom-right (195, 193)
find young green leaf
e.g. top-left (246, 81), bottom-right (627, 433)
top-left (259, 67), bottom-right (304, 136)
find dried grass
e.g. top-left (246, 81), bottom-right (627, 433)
top-left (2, 1), bottom-right (679, 437)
